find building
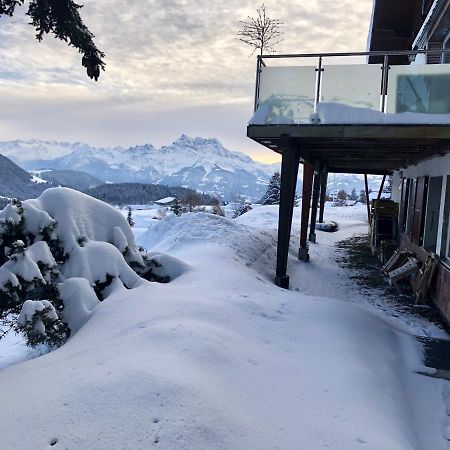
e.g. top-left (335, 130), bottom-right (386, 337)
top-left (154, 196), bottom-right (176, 206)
top-left (372, 0), bottom-right (450, 318)
top-left (247, 0), bottom-right (450, 320)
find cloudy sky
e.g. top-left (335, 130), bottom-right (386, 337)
top-left (0, 0), bottom-right (373, 162)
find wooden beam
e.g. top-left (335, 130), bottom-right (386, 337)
top-left (328, 168), bottom-right (391, 175)
top-left (309, 161), bottom-right (321, 243)
top-left (248, 124), bottom-right (450, 140)
top-left (364, 174), bottom-right (371, 225)
top-left (377, 175), bottom-right (387, 200)
top-left (299, 162), bottom-right (314, 261)
top-left (318, 170), bottom-right (328, 223)
top-left (247, 123), bottom-right (450, 182)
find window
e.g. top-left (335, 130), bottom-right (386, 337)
top-left (423, 176), bottom-right (443, 252)
top-left (406, 178), bottom-right (417, 235)
top-left (412, 177), bottom-right (428, 246)
top-left (444, 176), bottom-right (450, 260)
top-left (442, 29), bottom-right (450, 64)
top-left (401, 178), bottom-right (410, 232)
top-left (437, 176), bottom-right (450, 260)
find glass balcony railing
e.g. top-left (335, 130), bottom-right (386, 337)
top-left (251, 50), bottom-right (450, 125)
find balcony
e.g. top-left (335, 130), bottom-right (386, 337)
top-left (247, 49), bottom-right (450, 175)
top-left (248, 50), bottom-right (450, 289)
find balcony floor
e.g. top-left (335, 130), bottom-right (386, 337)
top-left (247, 124), bottom-right (450, 174)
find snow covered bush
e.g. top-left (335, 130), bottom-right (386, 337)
top-left (211, 204), bottom-right (226, 217)
top-left (231, 194), bottom-right (252, 219)
top-left (131, 253), bottom-right (170, 284)
top-left (17, 300), bottom-right (69, 348)
top-left (0, 188), bottom-right (170, 349)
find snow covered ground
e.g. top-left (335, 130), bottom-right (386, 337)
top-left (1, 201), bottom-right (450, 449)
top-left (121, 206), bottom-right (167, 239)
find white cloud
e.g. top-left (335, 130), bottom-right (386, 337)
top-left (0, 0), bottom-right (373, 160)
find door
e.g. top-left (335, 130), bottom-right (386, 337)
top-left (423, 176), bottom-right (443, 252)
top-left (411, 177), bottom-right (429, 246)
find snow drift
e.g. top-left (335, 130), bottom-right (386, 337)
top-left (0, 209), bottom-right (449, 448)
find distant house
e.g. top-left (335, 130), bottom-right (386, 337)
top-left (246, 0), bottom-right (450, 320)
top-left (154, 196), bottom-right (176, 206)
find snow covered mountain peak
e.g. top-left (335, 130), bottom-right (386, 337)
top-left (163, 134), bottom-right (253, 163)
top-left (125, 143), bottom-right (156, 155)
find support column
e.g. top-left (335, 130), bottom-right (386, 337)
top-left (318, 170), bottom-right (328, 223)
top-left (299, 161), bottom-right (314, 261)
top-left (288, 155), bottom-right (300, 234)
top-left (275, 137), bottom-right (300, 289)
top-left (309, 161), bottom-right (321, 243)
top-left (364, 173), bottom-right (371, 225)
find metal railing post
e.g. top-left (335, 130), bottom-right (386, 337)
top-left (314, 56), bottom-right (323, 113)
top-left (380, 54), bottom-right (389, 113)
top-left (254, 55), bottom-right (262, 111)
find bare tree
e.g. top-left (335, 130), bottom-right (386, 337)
top-left (237, 4), bottom-right (283, 57)
top-left (183, 192), bottom-right (202, 212)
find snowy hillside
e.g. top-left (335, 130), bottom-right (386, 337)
top-left (0, 201), bottom-right (449, 449)
top-left (0, 154), bottom-right (54, 203)
top-left (0, 137), bottom-right (384, 201)
top-left (30, 169), bottom-right (104, 191)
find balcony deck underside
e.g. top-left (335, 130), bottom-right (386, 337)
top-left (247, 124), bottom-right (450, 175)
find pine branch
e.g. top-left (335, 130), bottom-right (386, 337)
top-left (0, 0), bottom-right (23, 16)
top-left (0, 320), bottom-right (14, 340)
top-left (1, 0), bottom-right (105, 80)
top-left (27, 0), bottom-right (105, 81)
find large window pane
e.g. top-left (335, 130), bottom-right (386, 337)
top-left (320, 64), bottom-right (382, 111)
top-left (257, 66), bottom-right (316, 124)
top-left (387, 64), bottom-right (450, 114)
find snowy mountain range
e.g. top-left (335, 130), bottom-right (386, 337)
top-left (0, 136), bottom-right (384, 201)
top-left (0, 136), bottom-right (273, 201)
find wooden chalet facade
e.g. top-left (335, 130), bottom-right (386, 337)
top-left (382, 0), bottom-right (450, 319)
top-left (247, 0), bottom-right (450, 321)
